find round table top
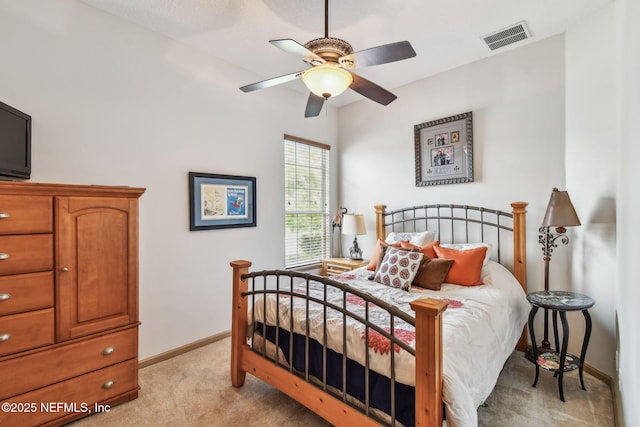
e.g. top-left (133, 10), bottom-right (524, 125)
top-left (527, 290), bottom-right (595, 311)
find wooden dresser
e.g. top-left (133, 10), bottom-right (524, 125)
top-left (0, 181), bottom-right (145, 426)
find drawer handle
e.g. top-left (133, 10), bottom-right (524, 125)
top-left (0, 293), bottom-right (11, 301)
top-left (0, 212), bottom-right (9, 219)
top-left (0, 333), bottom-right (11, 342)
top-left (0, 253), bottom-right (9, 260)
top-left (61, 267), bottom-right (69, 272)
top-left (102, 347), bottom-right (116, 356)
top-left (102, 380), bottom-right (115, 389)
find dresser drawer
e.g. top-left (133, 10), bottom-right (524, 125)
top-left (0, 234), bottom-right (53, 276)
top-left (0, 271), bottom-right (54, 316)
top-left (0, 196), bottom-right (53, 235)
top-left (0, 327), bottom-right (137, 400)
top-left (0, 308), bottom-right (54, 357)
top-left (0, 358), bottom-right (138, 427)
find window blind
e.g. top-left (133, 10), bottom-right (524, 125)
top-left (284, 135), bottom-right (330, 268)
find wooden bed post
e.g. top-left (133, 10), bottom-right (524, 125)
top-left (374, 204), bottom-right (387, 240)
top-left (410, 298), bottom-right (448, 427)
top-left (510, 202), bottom-right (528, 290)
top-left (230, 259), bottom-right (252, 387)
top-left (510, 202), bottom-right (529, 351)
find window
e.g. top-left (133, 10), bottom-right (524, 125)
top-left (284, 135), bottom-right (330, 268)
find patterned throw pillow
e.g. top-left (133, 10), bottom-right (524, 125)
top-left (373, 247), bottom-right (423, 291)
top-left (365, 239), bottom-right (402, 271)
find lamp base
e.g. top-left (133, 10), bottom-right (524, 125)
top-left (349, 237), bottom-right (363, 260)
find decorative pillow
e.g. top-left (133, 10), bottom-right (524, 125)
top-left (366, 239), bottom-right (402, 271)
top-left (373, 247), bottom-right (423, 291)
top-left (385, 230), bottom-right (435, 247)
top-left (440, 242), bottom-right (492, 266)
top-left (400, 240), bottom-right (440, 259)
top-left (370, 242), bottom-right (422, 277)
top-left (433, 244), bottom-right (488, 286)
top-left (412, 257), bottom-right (454, 291)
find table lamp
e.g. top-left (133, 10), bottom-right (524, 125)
top-left (342, 214), bottom-right (366, 260)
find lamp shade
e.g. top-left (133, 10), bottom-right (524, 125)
top-left (302, 65), bottom-right (353, 98)
top-left (342, 214), bottom-right (366, 236)
top-left (542, 188), bottom-right (581, 227)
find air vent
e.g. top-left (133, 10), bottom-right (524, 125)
top-left (482, 21), bottom-right (531, 51)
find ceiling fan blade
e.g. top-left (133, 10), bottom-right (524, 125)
top-left (240, 70), bottom-right (304, 92)
top-left (349, 72), bottom-right (397, 106)
top-left (342, 41), bottom-right (416, 68)
top-left (270, 39), bottom-right (325, 66)
top-left (305, 92), bottom-right (325, 117)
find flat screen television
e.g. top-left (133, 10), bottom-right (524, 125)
top-left (0, 101), bottom-right (31, 180)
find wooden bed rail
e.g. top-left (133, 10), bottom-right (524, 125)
top-left (230, 261), bottom-right (448, 427)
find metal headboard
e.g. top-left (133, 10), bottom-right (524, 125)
top-left (375, 204), bottom-right (517, 266)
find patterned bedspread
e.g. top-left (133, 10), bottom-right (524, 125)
top-left (249, 261), bottom-right (529, 427)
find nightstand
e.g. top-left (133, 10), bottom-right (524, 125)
top-left (320, 258), bottom-right (368, 276)
top-left (525, 290), bottom-right (595, 402)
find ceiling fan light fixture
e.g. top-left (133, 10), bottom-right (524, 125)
top-left (302, 65), bottom-right (353, 99)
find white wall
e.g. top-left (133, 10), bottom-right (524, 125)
top-left (339, 35), bottom-right (567, 339)
top-left (615, 0), bottom-right (640, 423)
top-left (565, 4), bottom-right (617, 378)
top-left (0, 0), bottom-right (339, 359)
top-left (565, 5), bottom-right (640, 423)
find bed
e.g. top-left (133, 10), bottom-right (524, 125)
top-left (230, 202), bottom-right (529, 427)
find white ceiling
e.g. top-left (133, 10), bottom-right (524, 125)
top-left (80, 0), bottom-right (611, 107)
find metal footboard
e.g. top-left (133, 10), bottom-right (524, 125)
top-left (243, 270), bottom-right (416, 426)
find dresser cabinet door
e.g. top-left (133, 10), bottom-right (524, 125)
top-left (56, 197), bottom-right (139, 341)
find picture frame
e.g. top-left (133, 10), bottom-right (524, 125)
top-left (414, 111), bottom-right (473, 186)
top-left (189, 172), bottom-right (256, 231)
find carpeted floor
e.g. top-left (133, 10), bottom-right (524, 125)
top-left (68, 337), bottom-right (614, 426)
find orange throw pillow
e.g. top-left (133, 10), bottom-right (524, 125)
top-left (400, 240), bottom-right (440, 259)
top-left (433, 244), bottom-right (487, 286)
top-left (366, 240), bottom-right (401, 271)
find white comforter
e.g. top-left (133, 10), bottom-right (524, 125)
top-left (250, 260), bottom-right (529, 427)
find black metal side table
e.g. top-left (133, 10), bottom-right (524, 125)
top-left (526, 290), bottom-right (595, 402)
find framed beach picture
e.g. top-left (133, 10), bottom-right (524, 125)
top-left (189, 172), bottom-right (256, 230)
top-left (414, 111), bottom-right (473, 186)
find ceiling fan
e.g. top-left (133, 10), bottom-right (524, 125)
top-left (239, 0), bottom-right (416, 117)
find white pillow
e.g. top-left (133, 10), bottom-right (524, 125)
top-left (385, 230), bottom-right (436, 247)
top-left (440, 242), bottom-right (492, 266)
